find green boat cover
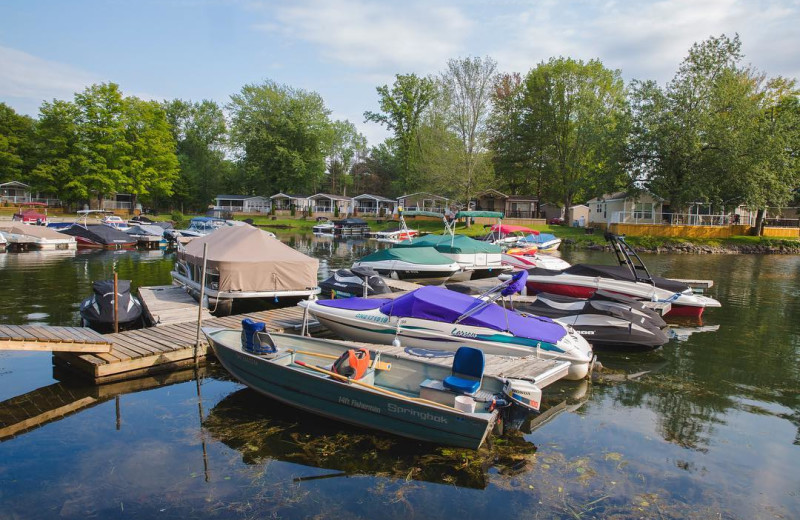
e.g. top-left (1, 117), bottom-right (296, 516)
top-left (394, 234), bottom-right (502, 254)
top-left (455, 210), bottom-right (504, 219)
top-left (401, 210), bottom-right (444, 218)
top-left (358, 246), bottom-right (456, 265)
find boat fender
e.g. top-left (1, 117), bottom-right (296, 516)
top-left (332, 348), bottom-right (371, 379)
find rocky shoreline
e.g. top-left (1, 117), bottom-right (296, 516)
top-left (574, 241), bottom-right (800, 255)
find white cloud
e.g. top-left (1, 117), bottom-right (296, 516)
top-left (485, 0), bottom-right (800, 84)
top-left (255, 0), bottom-right (472, 72)
top-left (0, 46), bottom-right (100, 106)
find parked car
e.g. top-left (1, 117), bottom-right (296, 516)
top-left (549, 217), bottom-right (565, 225)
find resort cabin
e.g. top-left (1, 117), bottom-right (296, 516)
top-left (0, 181), bottom-right (60, 206)
top-left (307, 193), bottom-right (352, 217)
top-left (397, 192), bottom-right (449, 214)
top-left (270, 193), bottom-right (310, 214)
top-left (586, 191), bottom-right (664, 226)
top-left (352, 194), bottom-right (396, 217)
top-left (473, 189), bottom-right (538, 219)
top-left (100, 193), bottom-right (135, 213)
top-left (214, 194), bottom-right (271, 214)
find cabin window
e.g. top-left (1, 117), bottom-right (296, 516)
top-left (634, 202), bottom-right (653, 219)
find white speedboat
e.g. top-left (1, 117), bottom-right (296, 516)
top-left (501, 247), bottom-right (571, 271)
top-left (353, 247), bottom-right (462, 282)
top-left (525, 233), bottom-right (721, 318)
top-left (301, 273), bottom-right (594, 380)
top-left (517, 232), bottom-right (562, 251)
top-left (0, 224), bottom-right (77, 250)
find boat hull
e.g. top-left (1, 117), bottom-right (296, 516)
top-left (206, 330), bottom-right (497, 449)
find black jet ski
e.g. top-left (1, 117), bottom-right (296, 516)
top-left (319, 266), bottom-right (391, 299)
top-left (512, 291), bottom-right (669, 349)
top-left (79, 279), bottom-right (144, 332)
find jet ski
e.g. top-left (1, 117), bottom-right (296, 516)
top-left (79, 279), bottom-right (144, 332)
top-left (319, 266), bottom-right (392, 299)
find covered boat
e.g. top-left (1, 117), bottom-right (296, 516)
top-left (171, 225), bottom-right (320, 315)
top-left (204, 327), bottom-right (555, 449)
top-left (1, 224), bottom-right (77, 250)
top-left (517, 232), bottom-right (562, 251)
top-left (393, 234), bottom-right (511, 280)
top-left (301, 280), bottom-right (594, 380)
top-left (0, 231), bottom-right (6, 252)
top-left (353, 246), bottom-right (462, 282)
top-left (333, 217), bottom-right (370, 236)
top-left (79, 279), bottom-right (143, 332)
top-left (59, 224), bottom-right (137, 249)
top-left (524, 233), bottom-right (721, 317)
top-left (319, 266), bottom-right (392, 298)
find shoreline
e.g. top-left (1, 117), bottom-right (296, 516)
top-left (574, 240), bottom-right (800, 255)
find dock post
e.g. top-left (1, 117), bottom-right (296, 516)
top-left (113, 272), bottom-right (119, 334)
top-left (194, 243), bottom-right (208, 364)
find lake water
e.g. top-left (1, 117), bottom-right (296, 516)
top-left (1, 235), bottom-right (799, 519)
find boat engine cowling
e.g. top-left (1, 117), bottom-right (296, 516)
top-left (503, 379), bottom-right (542, 412)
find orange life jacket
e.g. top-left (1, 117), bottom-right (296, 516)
top-left (332, 348), bottom-right (371, 379)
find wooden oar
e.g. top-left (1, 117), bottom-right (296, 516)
top-left (289, 349), bottom-right (392, 371)
top-left (294, 360), bottom-right (461, 413)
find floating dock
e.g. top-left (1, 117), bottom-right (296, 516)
top-left (138, 285), bottom-right (212, 326)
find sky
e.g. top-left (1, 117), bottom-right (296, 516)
top-left (2, 0), bottom-right (799, 146)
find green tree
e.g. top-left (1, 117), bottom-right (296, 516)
top-left (228, 80), bottom-right (332, 195)
top-left (164, 99), bottom-right (230, 211)
top-left (121, 97), bottom-right (179, 213)
top-left (488, 73), bottom-right (534, 196)
top-left (364, 73), bottom-right (436, 194)
top-left (29, 99), bottom-right (84, 202)
top-left (523, 58), bottom-right (629, 211)
top-left (630, 34), bottom-right (800, 233)
top-left (0, 103), bottom-right (35, 183)
top-left (325, 119), bottom-right (364, 195)
top-left (440, 56), bottom-right (497, 203)
top-left (73, 83), bottom-right (129, 206)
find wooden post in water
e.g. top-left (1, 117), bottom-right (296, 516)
top-left (194, 243), bottom-right (209, 364)
top-left (113, 272), bottom-right (119, 334)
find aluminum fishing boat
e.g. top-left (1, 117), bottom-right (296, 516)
top-left (204, 326), bottom-right (548, 449)
top-left (301, 272), bottom-right (594, 380)
top-left (524, 233), bottom-right (721, 317)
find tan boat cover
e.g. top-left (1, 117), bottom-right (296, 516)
top-left (179, 225), bottom-right (319, 292)
top-left (9, 224), bottom-right (74, 240)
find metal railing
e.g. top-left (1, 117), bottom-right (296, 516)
top-left (214, 205), bottom-right (269, 213)
top-left (101, 200), bottom-right (132, 210)
top-left (609, 211), bottom-right (759, 226)
top-left (1, 196), bottom-right (61, 206)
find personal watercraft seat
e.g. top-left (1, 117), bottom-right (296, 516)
top-left (241, 319), bottom-right (277, 354)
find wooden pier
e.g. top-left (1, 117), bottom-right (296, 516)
top-left (138, 285), bottom-right (212, 326)
top-left (0, 325), bottom-right (112, 353)
top-left (54, 306), bottom-right (316, 383)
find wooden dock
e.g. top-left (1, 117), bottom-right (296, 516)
top-left (0, 325), bottom-right (112, 353)
top-left (138, 285), bottom-right (212, 326)
top-left (54, 306), bottom-right (314, 383)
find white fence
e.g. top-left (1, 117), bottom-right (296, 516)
top-left (1, 196), bottom-right (62, 206)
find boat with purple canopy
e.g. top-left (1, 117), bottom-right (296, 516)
top-left (300, 272), bottom-right (594, 380)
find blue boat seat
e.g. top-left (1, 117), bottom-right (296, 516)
top-left (241, 318), bottom-right (277, 354)
top-left (443, 346), bottom-right (484, 395)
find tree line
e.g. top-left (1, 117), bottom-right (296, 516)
top-left (1, 34), bottom-right (798, 222)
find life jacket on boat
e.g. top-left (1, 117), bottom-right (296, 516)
top-left (332, 348), bottom-right (370, 379)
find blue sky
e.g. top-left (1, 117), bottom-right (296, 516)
top-left (2, 0), bottom-right (799, 146)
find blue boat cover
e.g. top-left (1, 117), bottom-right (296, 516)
top-left (317, 298), bottom-right (394, 310)
top-left (520, 233), bottom-right (558, 245)
top-left (378, 286), bottom-right (566, 344)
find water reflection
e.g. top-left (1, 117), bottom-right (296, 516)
top-left (203, 387), bottom-right (538, 490)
